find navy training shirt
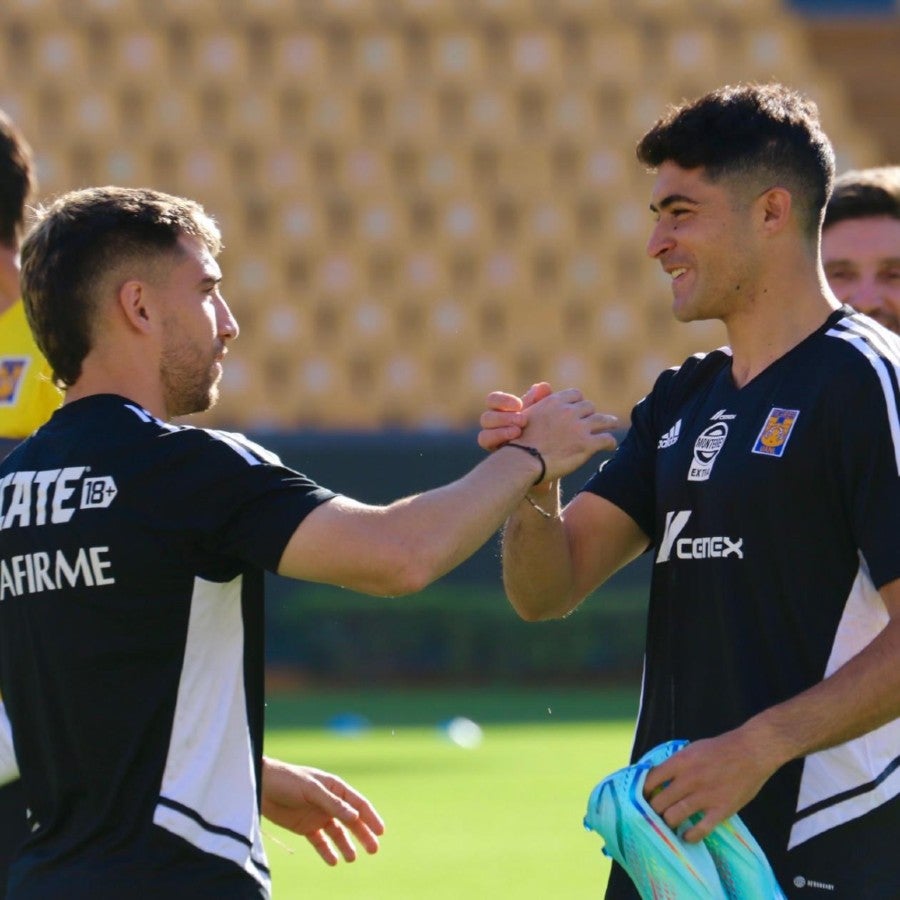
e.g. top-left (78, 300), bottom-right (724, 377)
top-left (583, 309), bottom-right (900, 897)
top-left (0, 395), bottom-right (336, 898)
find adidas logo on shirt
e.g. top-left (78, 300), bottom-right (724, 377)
top-left (657, 419), bottom-right (682, 449)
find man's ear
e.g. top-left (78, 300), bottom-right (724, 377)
top-left (117, 280), bottom-right (154, 333)
top-left (757, 186), bottom-right (793, 235)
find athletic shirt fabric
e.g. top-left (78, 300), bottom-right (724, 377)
top-left (582, 308), bottom-right (900, 897)
top-left (0, 301), bottom-right (59, 440)
top-left (0, 395), bottom-right (337, 898)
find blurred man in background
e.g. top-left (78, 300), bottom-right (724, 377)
top-left (481, 83), bottom-right (900, 897)
top-left (822, 165), bottom-right (900, 334)
top-left (0, 109), bottom-right (60, 899)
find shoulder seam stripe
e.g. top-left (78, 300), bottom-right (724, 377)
top-left (206, 429), bottom-right (263, 466)
top-left (827, 326), bottom-right (900, 475)
top-left (124, 403), bottom-right (153, 423)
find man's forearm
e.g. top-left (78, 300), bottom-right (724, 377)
top-left (501, 482), bottom-right (581, 621)
top-left (744, 616), bottom-right (900, 770)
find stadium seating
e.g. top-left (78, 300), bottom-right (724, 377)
top-left (2, 0), bottom-right (889, 429)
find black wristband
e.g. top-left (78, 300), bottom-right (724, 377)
top-left (506, 443), bottom-right (546, 486)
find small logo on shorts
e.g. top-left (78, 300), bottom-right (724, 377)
top-left (793, 874), bottom-right (835, 891)
top-left (753, 408), bottom-right (799, 458)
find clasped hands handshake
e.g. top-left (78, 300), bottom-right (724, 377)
top-left (478, 381), bottom-right (619, 487)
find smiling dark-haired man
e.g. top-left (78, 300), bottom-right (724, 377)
top-left (482, 83), bottom-right (900, 898)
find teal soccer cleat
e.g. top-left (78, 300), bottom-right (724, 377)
top-left (584, 744), bottom-right (725, 898)
top-left (701, 813), bottom-right (787, 900)
top-left (585, 740), bottom-right (786, 899)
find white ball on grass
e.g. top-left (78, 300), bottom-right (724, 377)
top-left (443, 716), bottom-right (484, 749)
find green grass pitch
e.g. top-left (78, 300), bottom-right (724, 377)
top-left (261, 686), bottom-right (638, 899)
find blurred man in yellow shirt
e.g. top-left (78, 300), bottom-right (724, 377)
top-left (0, 108), bottom-right (59, 459)
top-left (0, 108), bottom-right (59, 897)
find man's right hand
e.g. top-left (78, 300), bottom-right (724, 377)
top-left (477, 382), bottom-right (553, 452)
top-left (479, 383), bottom-right (619, 483)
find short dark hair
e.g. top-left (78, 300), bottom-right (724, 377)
top-left (823, 166), bottom-right (900, 230)
top-left (636, 83), bottom-right (835, 238)
top-left (0, 109), bottom-right (36, 247)
top-left (21, 186), bottom-right (222, 387)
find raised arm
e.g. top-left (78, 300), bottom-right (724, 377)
top-left (501, 489), bottom-right (648, 621)
top-left (276, 389), bottom-right (617, 596)
top-left (478, 384), bottom-right (649, 620)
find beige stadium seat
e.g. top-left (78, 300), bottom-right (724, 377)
top-left (393, 0), bottom-right (463, 25)
top-left (150, 0), bottom-right (223, 22)
top-left (621, 0), bottom-right (691, 21)
top-left (430, 31), bottom-right (487, 88)
top-left (465, 88), bottom-right (517, 142)
top-left (437, 195), bottom-right (489, 248)
top-left (67, 91), bottom-right (121, 140)
top-left (232, 0), bottom-right (302, 26)
top-left (305, 93), bottom-right (362, 142)
top-left (386, 93), bottom-right (442, 145)
top-left (313, 250), bottom-right (364, 301)
top-left (414, 147), bottom-right (471, 197)
top-left (521, 196), bottom-right (576, 251)
top-left (74, 0), bottom-right (145, 23)
top-left (478, 248), bottom-right (529, 300)
top-left (549, 90), bottom-right (598, 140)
top-left (461, 349), bottom-right (518, 398)
top-left (275, 200), bottom-right (328, 259)
top-left (318, 0), bottom-right (382, 26)
top-left (349, 30), bottom-right (407, 88)
top-left (584, 29), bottom-right (644, 89)
top-left (269, 33), bottom-right (329, 88)
top-left (708, 0), bottom-right (782, 21)
top-left (190, 32), bottom-right (251, 87)
top-left (506, 29), bottom-right (565, 88)
top-left (176, 147), bottom-right (230, 194)
top-left (738, 26), bottom-right (807, 83)
top-left (420, 295), bottom-right (480, 352)
top-left (340, 147), bottom-right (392, 197)
top-left (355, 197), bottom-right (410, 248)
top-left (466, 0), bottom-right (541, 26)
top-left (0, 0), bottom-right (64, 23)
top-left (221, 90), bottom-right (280, 142)
top-left (112, 30), bottom-right (170, 87)
top-left (398, 246), bottom-right (451, 297)
top-left (542, 0), bottom-right (617, 23)
top-left (30, 29), bottom-right (91, 86)
top-left (662, 27), bottom-right (723, 94)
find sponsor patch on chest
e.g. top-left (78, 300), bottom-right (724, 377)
top-left (752, 408), bottom-right (800, 458)
top-left (687, 422), bottom-right (729, 481)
